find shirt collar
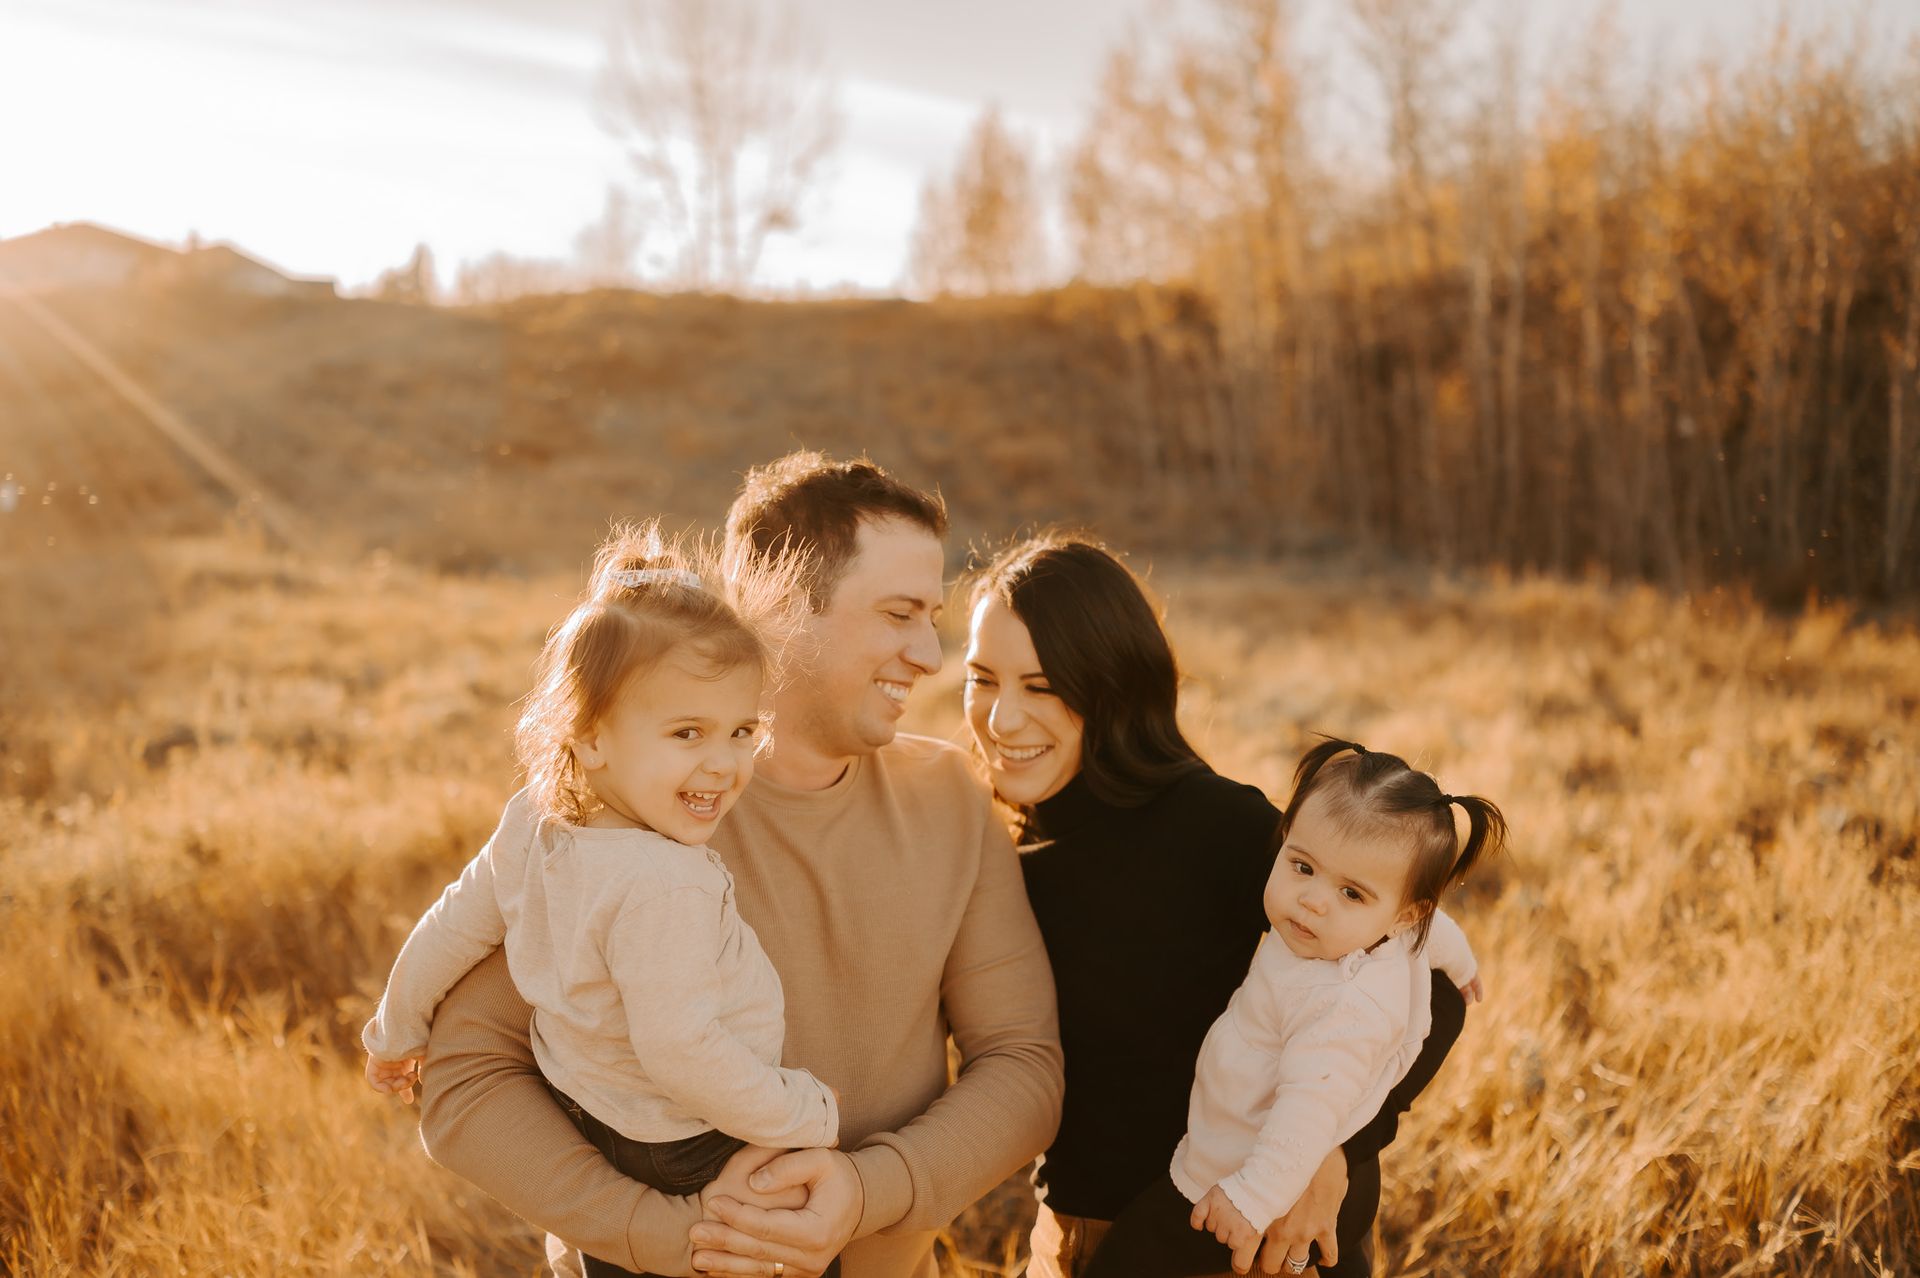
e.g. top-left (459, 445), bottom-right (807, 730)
top-left (1027, 771), bottom-right (1105, 840)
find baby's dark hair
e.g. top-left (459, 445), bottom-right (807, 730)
top-left (1275, 737), bottom-right (1506, 950)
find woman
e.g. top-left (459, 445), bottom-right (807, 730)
top-left (962, 534), bottom-right (1466, 1278)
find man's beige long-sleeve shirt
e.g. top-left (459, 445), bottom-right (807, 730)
top-left (416, 733), bottom-right (1064, 1277)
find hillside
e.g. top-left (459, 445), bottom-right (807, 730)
top-left (1, 280), bottom-right (1210, 573)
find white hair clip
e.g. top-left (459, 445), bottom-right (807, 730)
top-left (609, 568), bottom-right (704, 591)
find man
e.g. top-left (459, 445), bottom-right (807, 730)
top-left (416, 452), bottom-right (1064, 1278)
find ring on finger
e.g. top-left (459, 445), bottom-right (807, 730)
top-left (1286, 1255), bottom-right (1310, 1274)
top-left (771, 1265), bottom-right (784, 1278)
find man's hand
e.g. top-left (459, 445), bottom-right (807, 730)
top-left (1189, 1184), bottom-right (1262, 1274)
top-left (365, 1054), bottom-right (421, 1104)
top-left (701, 1146), bottom-right (809, 1214)
top-left (690, 1147), bottom-right (862, 1276)
top-left (1253, 1146), bottom-right (1345, 1276)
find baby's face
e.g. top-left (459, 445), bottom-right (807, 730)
top-left (1264, 789), bottom-right (1419, 962)
top-left (573, 649), bottom-right (765, 845)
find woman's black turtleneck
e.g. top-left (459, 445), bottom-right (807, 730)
top-left (1018, 765), bottom-right (1466, 1223)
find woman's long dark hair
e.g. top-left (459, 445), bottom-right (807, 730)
top-left (968, 533), bottom-right (1202, 818)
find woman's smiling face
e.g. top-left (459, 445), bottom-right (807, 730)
top-left (964, 594), bottom-right (1085, 806)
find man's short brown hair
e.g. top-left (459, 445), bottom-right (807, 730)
top-left (725, 451), bottom-right (948, 608)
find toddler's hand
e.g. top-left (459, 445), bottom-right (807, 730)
top-left (1459, 975), bottom-right (1485, 1005)
top-left (365, 1054), bottom-right (421, 1104)
top-left (1190, 1184), bottom-right (1262, 1274)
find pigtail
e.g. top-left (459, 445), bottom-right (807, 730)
top-left (1445, 794), bottom-right (1508, 884)
top-left (589, 520), bottom-right (702, 600)
top-left (1291, 737), bottom-right (1366, 794)
top-left (1273, 737), bottom-right (1368, 851)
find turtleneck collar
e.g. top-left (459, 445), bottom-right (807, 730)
top-left (1026, 770), bottom-right (1109, 841)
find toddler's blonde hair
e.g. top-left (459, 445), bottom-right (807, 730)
top-left (516, 520), bottom-right (805, 825)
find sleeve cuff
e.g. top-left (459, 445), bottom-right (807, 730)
top-left (361, 1016), bottom-right (423, 1061)
top-left (818, 1082), bottom-right (840, 1149)
top-left (847, 1142), bottom-right (913, 1238)
top-left (1217, 1172), bottom-right (1279, 1235)
top-left (1436, 950), bottom-right (1477, 987)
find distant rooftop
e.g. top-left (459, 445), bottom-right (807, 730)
top-left (0, 221), bottom-right (335, 295)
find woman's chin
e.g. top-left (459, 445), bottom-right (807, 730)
top-left (992, 766), bottom-right (1067, 808)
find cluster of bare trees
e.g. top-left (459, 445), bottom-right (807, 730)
top-left (906, 107), bottom-right (1049, 297)
top-left (1002, 0), bottom-right (1919, 601)
top-left (397, 0), bottom-right (838, 304)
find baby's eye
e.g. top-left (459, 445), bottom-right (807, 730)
top-left (672, 728), bottom-right (700, 741)
top-left (1342, 887), bottom-right (1364, 903)
top-left (1291, 859), bottom-right (1312, 876)
top-left (731, 724), bottom-right (758, 739)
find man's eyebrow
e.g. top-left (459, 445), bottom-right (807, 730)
top-left (883, 595), bottom-right (948, 623)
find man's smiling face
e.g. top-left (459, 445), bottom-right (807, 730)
top-left (777, 516), bottom-right (946, 764)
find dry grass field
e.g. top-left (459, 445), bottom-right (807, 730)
top-left (7, 8), bottom-right (1918, 1271)
top-left (3, 526), bottom-right (1915, 1276)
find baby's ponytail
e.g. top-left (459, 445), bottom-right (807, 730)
top-left (1441, 793), bottom-right (1507, 886)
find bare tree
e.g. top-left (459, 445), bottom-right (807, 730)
top-left (371, 243), bottom-right (439, 304)
top-left (573, 185), bottom-right (646, 288)
top-left (450, 252), bottom-right (576, 304)
top-left (1067, 0), bottom-right (1307, 285)
top-left (907, 105), bottom-right (1049, 296)
top-left (594, 0), bottom-right (841, 292)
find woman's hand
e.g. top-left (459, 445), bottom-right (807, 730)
top-left (1189, 1184), bottom-right (1263, 1274)
top-left (1253, 1146), bottom-right (1345, 1275)
top-left (365, 1053), bottom-right (421, 1104)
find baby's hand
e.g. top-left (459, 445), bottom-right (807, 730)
top-left (1189, 1184), bottom-right (1262, 1273)
top-left (365, 1054), bottom-right (421, 1104)
top-left (1459, 975), bottom-right (1485, 1005)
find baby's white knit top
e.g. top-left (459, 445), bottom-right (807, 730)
top-left (1169, 910), bottom-right (1476, 1230)
top-left (363, 787), bottom-right (838, 1149)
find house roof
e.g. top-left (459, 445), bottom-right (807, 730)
top-left (0, 221), bottom-right (335, 289)
top-left (0, 220), bottom-right (177, 265)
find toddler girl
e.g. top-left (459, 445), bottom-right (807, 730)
top-left (361, 523), bottom-right (838, 1278)
top-left (1085, 738), bottom-right (1503, 1278)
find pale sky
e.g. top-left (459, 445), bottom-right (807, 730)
top-left (1, 0), bottom-right (1908, 293)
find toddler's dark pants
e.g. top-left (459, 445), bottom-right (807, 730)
top-left (545, 1080), bottom-right (842, 1278)
top-left (1076, 1161), bottom-right (1379, 1278)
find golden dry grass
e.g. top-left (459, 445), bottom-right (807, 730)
top-left (3, 536), bottom-right (1915, 1276)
